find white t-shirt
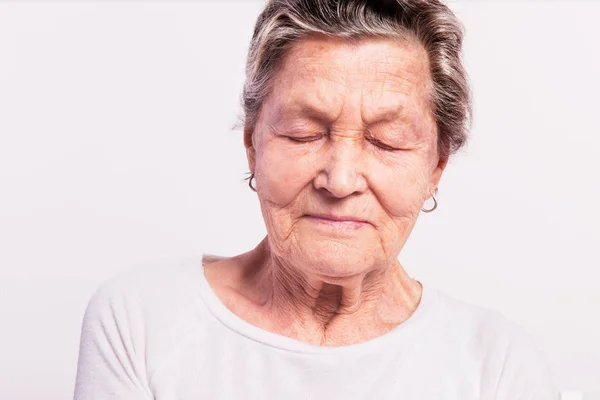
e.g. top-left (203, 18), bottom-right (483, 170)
top-left (74, 255), bottom-right (559, 399)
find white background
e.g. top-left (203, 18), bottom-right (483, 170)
top-left (0, 1), bottom-right (598, 399)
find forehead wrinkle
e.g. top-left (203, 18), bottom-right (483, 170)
top-left (283, 39), bottom-right (350, 86)
top-left (271, 59), bottom-right (347, 124)
top-left (362, 84), bottom-right (433, 139)
top-left (358, 55), bottom-right (430, 125)
top-left (266, 36), bottom-right (433, 133)
top-left (279, 80), bottom-right (346, 124)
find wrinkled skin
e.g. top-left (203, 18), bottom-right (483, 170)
top-left (206, 35), bottom-right (447, 346)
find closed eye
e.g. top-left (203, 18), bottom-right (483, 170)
top-left (287, 135), bottom-right (323, 143)
top-left (368, 138), bottom-right (400, 151)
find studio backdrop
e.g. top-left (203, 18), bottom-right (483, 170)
top-left (0, 1), bottom-right (598, 399)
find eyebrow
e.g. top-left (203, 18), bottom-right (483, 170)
top-left (281, 101), bottom-right (340, 125)
top-left (361, 107), bottom-right (408, 126)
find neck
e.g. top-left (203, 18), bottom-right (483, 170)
top-left (246, 237), bottom-right (423, 346)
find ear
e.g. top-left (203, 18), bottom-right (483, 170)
top-left (244, 125), bottom-right (256, 173)
top-left (429, 156), bottom-right (448, 192)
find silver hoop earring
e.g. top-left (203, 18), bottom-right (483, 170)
top-left (421, 188), bottom-right (438, 213)
top-left (248, 173), bottom-right (257, 192)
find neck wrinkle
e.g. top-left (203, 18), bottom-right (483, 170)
top-left (258, 245), bottom-right (414, 344)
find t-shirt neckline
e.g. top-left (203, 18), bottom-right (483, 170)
top-left (197, 252), bottom-right (438, 356)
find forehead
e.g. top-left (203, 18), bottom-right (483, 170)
top-left (264, 35), bottom-right (433, 124)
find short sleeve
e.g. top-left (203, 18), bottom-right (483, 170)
top-left (73, 278), bottom-right (153, 400)
top-left (494, 322), bottom-right (560, 400)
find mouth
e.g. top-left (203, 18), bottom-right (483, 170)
top-left (304, 214), bottom-right (369, 230)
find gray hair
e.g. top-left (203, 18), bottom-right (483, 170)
top-left (241, 0), bottom-right (472, 159)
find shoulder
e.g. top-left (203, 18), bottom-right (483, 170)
top-left (429, 287), bottom-right (559, 398)
top-left (432, 288), bottom-right (547, 357)
top-left (432, 288), bottom-right (525, 341)
top-left (85, 256), bottom-right (206, 320)
top-left (80, 256), bottom-right (211, 365)
top-left (75, 257), bottom-right (212, 397)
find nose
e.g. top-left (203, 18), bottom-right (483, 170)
top-left (313, 138), bottom-right (368, 198)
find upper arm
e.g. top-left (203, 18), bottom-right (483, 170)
top-left (74, 280), bottom-right (153, 400)
top-left (494, 324), bottom-right (560, 400)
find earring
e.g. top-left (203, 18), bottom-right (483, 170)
top-left (248, 172), bottom-right (257, 192)
top-left (421, 188), bottom-right (438, 213)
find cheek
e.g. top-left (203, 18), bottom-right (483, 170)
top-left (255, 140), bottom-right (318, 207)
top-left (256, 136), bottom-right (432, 220)
top-left (370, 157), bottom-right (430, 218)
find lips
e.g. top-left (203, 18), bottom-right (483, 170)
top-left (306, 213), bottom-right (368, 223)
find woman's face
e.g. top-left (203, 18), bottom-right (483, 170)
top-left (246, 36), bottom-right (446, 277)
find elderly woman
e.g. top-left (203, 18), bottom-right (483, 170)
top-left (74, 0), bottom-right (558, 399)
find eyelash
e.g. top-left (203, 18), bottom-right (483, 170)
top-left (368, 138), bottom-right (399, 151)
top-left (287, 135), bottom-right (323, 143)
top-left (287, 135), bottom-right (400, 151)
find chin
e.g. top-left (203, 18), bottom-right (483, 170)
top-left (297, 236), bottom-right (378, 278)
